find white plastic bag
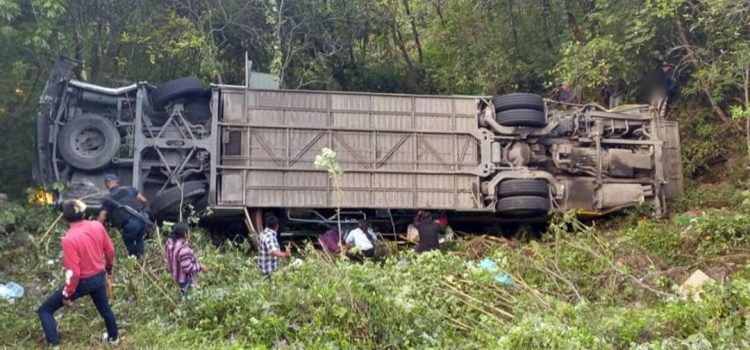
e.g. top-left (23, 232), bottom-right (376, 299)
top-left (0, 282), bottom-right (24, 303)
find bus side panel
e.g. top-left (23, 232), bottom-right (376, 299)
top-left (216, 88), bottom-right (485, 210)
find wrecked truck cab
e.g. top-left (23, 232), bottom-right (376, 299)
top-left (35, 56), bottom-right (683, 225)
top-left (34, 57), bottom-right (210, 213)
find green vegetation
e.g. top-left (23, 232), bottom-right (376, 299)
top-left (3, 177), bottom-right (750, 348)
top-left (1, 0), bottom-right (750, 348)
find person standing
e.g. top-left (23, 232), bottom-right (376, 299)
top-left (602, 79), bottom-right (626, 109)
top-left (164, 222), bottom-right (206, 299)
top-left (650, 62), bottom-right (678, 118)
top-left (344, 221), bottom-right (377, 262)
top-left (257, 215), bottom-right (290, 279)
top-left (555, 82), bottom-right (577, 104)
top-left (98, 174), bottom-right (149, 258)
top-left (413, 211), bottom-right (441, 254)
top-left (38, 199), bottom-right (118, 347)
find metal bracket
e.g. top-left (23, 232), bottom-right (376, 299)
top-left (481, 110), bottom-right (560, 137)
top-left (134, 87), bottom-right (213, 194)
top-left (286, 209), bottom-right (366, 226)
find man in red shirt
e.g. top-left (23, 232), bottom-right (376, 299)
top-left (37, 199), bottom-right (119, 346)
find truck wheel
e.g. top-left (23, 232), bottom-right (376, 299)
top-left (150, 181), bottom-right (207, 215)
top-left (498, 179), bottom-right (549, 197)
top-left (496, 108), bottom-right (546, 127)
top-left (183, 97), bottom-right (211, 124)
top-left (493, 93), bottom-right (544, 112)
top-left (57, 113), bottom-right (120, 170)
top-left (147, 98), bottom-right (210, 125)
top-left (497, 196), bottom-right (550, 217)
top-left (152, 77), bottom-right (207, 110)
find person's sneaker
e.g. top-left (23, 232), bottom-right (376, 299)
top-left (102, 332), bottom-right (119, 346)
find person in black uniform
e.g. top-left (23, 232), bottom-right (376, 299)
top-left (97, 174), bottom-right (149, 258)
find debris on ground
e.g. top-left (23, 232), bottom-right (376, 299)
top-left (459, 235), bottom-right (512, 258)
top-left (680, 269), bottom-right (715, 301)
top-left (290, 258), bottom-right (304, 267)
top-left (438, 225), bottom-right (455, 244)
top-left (0, 281), bottom-right (24, 303)
top-left (673, 212), bottom-right (706, 227)
top-left (479, 258), bottom-right (512, 286)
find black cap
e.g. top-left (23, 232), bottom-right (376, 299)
top-left (172, 222), bottom-right (189, 236)
top-left (62, 199), bottom-right (86, 222)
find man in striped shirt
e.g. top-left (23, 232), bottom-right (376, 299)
top-left (257, 215), bottom-right (290, 279)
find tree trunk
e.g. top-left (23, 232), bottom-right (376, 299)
top-left (71, 1), bottom-right (85, 80)
top-left (402, 0), bottom-right (424, 65)
top-left (564, 0), bottom-right (586, 43)
top-left (106, 0), bottom-right (122, 80)
top-left (539, 0), bottom-right (554, 50)
top-left (675, 7), bottom-right (742, 132)
top-left (507, 0), bottom-right (521, 59)
top-left (390, 20), bottom-right (414, 72)
top-left (433, 1), bottom-right (446, 27)
top-left (745, 66), bottom-right (749, 164)
top-left (360, 5), bottom-right (370, 74)
top-left (90, 4), bottom-right (103, 83)
top-left (581, 0), bottom-right (597, 34)
top-left (273, 0), bottom-right (292, 88)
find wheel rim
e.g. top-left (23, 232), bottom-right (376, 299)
top-left (71, 127), bottom-right (107, 158)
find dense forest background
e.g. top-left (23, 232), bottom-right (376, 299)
top-left (0, 0), bottom-right (748, 197)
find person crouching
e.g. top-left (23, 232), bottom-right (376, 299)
top-left (344, 220), bottom-right (377, 262)
top-left (164, 223), bottom-right (206, 299)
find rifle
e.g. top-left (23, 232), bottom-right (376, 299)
top-left (102, 197), bottom-right (154, 227)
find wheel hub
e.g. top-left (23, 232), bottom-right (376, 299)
top-left (73, 127), bottom-right (106, 157)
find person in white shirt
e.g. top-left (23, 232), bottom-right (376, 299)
top-left (344, 221), bottom-right (376, 262)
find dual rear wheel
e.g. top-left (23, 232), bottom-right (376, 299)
top-left (496, 179), bottom-right (550, 217)
top-left (492, 94), bottom-right (549, 217)
top-left (493, 93), bottom-right (546, 128)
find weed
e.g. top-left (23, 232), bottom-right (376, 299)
top-left (3, 198), bottom-right (750, 349)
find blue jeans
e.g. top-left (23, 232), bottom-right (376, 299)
top-left (121, 218), bottom-right (146, 257)
top-left (178, 279), bottom-right (192, 300)
top-left (37, 272), bottom-right (118, 345)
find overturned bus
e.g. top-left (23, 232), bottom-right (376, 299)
top-left (33, 56), bottom-right (683, 231)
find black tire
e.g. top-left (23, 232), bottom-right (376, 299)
top-left (152, 77), bottom-right (207, 109)
top-left (497, 196), bottom-right (550, 217)
top-left (147, 98), bottom-right (210, 125)
top-left (496, 108), bottom-right (546, 127)
top-left (183, 97), bottom-right (211, 124)
top-left (493, 93), bottom-right (544, 112)
top-left (57, 113), bottom-right (121, 170)
top-left (146, 111), bottom-right (169, 125)
top-left (498, 179), bottom-right (549, 198)
top-left (150, 181), bottom-right (207, 215)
